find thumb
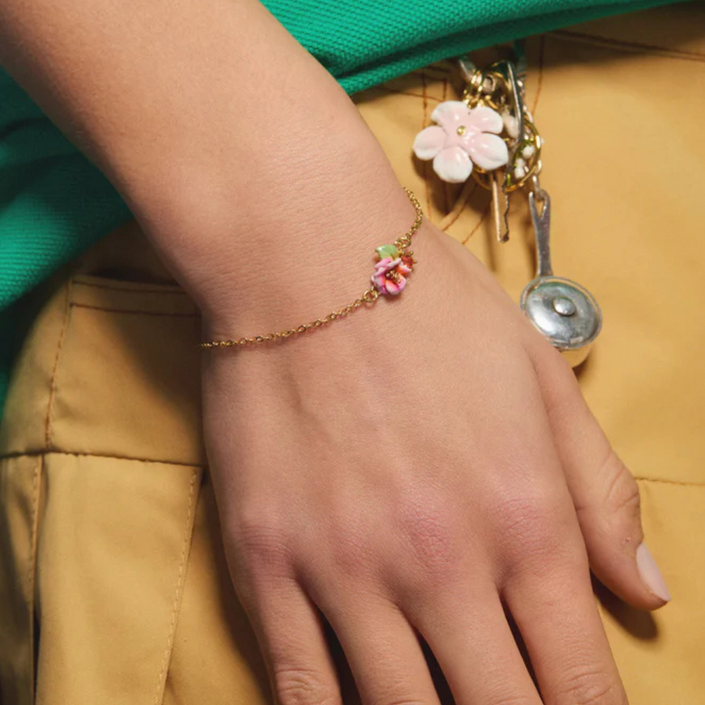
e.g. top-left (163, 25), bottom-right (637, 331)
top-left (529, 343), bottom-right (671, 610)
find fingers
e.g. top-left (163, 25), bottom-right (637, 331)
top-left (232, 573), bottom-right (344, 705)
top-left (486, 443), bottom-right (629, 705)
top-left (503, 539), bottom-right (628, 705)
top-left (529, 342), bottom-right (671, 609)
top-left (307, 584), bottom-right (443, 705)
top-left (406, 581), bottom-right (542, 704)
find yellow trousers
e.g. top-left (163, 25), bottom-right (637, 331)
top-left (1, 4), bottom-right (704, 703)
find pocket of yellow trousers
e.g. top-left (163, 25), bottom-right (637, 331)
top-left (0, 273), bottom-right (209, 705)
top-left (0, 273), bottom-right (205, 464)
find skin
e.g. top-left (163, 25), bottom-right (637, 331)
top-left (0, 0), bottom-right (669, 703)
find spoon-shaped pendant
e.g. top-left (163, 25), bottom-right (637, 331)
top-left (520, 190), bottom-right (602, 367)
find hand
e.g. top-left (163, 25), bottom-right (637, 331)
top-left (199, 219), bottom-right (669, 705)
top-left (0, 0), bottom-right (669, 699)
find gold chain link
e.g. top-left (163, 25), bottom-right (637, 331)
top-left (200, 187), bottom-right (423, 350)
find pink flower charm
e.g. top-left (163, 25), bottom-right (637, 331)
top-left (413, 101), bottom-right (509, 183)
top-left (372, 256), bottom-right (412, 295)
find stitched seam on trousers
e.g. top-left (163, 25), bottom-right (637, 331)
top-left (551, 29), bottom-right (705, 63)
top-left (71, 280), bottom-right (186, 295)
top-left (26, 454), bottom-right (42, 701)
top-left (153, 468), bottom-right (201, 705)
top-left (461, 206), bottom-right (491, 246)
top-left (44, 281), bottom-right (73, 450)
top-left (439, 180), bottom-right (477, 232)
top-left (635, 476), bottom-right (705, 488)
top-left (0, 449), bottom-right (205, 469)
top-left (411, 64), bottom-right (454, 81)
top-left (69, 302), bottom-right (199, 318)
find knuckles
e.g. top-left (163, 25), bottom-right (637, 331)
top-left (325, 497), bottom-right (467, 591)
top-left (223, 482), bottom-right (588, 597)
top-left (324, 516), bottom-right (381, 580)
top-left (393, 497), bottom-right (466, 586)
top-left (600, 450), bottom-right (641, 520)
top-left (553, 665), bottom-right (627, 705)
top-left (272, 665), bottom-right (341, 705)
top-left (491, 492), bottom-right (572, 566)
top-left (226, 488), bottom-right (474, 596)
top-left (227, 508), bottom-right (297, 579)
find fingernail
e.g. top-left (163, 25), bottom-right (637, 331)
top-left (636, 542), bottom-right (671, 602)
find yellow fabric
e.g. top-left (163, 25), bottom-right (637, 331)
top-left (1, 4), bottom-right (704, 703)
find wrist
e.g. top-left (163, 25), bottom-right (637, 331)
top-left (198, 183), bottom-right (427, 335)
top-left (129, 133), bottom-right (422, 329)
top-left (198, 220), bottom-right (460, 360)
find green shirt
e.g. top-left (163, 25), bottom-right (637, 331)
top-left (0, 0), bottom-right (685, 417)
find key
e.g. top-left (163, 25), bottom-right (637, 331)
top-left (490, 169), bottom-right (511, 243)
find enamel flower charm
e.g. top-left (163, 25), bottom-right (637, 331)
top-left (371, 244), bottom-right (414, 295)
top-left (413, 101), bottom-right (509, 183)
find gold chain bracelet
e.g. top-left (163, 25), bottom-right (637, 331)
top-left (200, 187), bottom-right (424, 350)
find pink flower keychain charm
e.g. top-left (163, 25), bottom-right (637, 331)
top-left (413, 101), bottom-right (509, 183)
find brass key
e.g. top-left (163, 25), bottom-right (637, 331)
top-left (490, 170), bottom-right (510, 243)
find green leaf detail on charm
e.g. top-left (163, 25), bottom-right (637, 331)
top-left (375, 244), bottom-right (399, 260)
